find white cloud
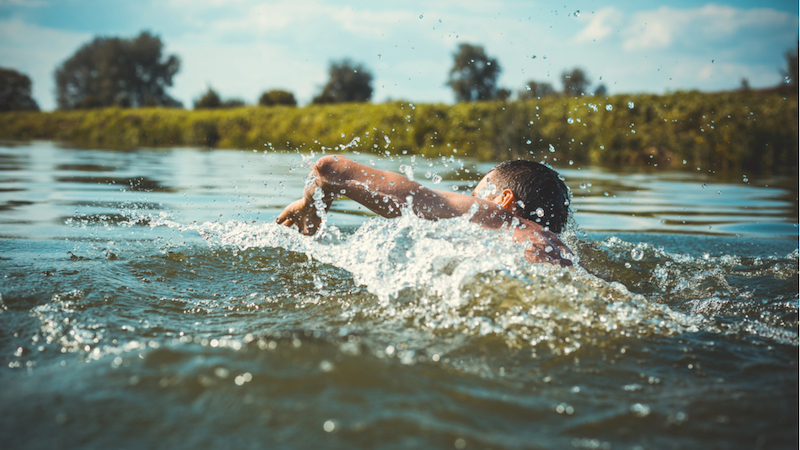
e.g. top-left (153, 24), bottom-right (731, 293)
top-left (575, 7), bottom-right (622, 43)
top-left (205, 1), bottom-right (409, 39)
top-left (211, 2), bottom-right (304, 34)
top-left (0, 17), bottom-right (91, 110)
top-left (168, 39), bottom-right (323, 106)
top-left (0, 0), bottom-right (49, 6)
top-left (330, 7), bottom-right (409, 38)
top-left (622, 4), bottom-right (796, 51)
top-left (166, 0), bottom-right (250, 7)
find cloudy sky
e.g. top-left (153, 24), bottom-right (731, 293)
top-left (1, 0), bottom-right (797, 110)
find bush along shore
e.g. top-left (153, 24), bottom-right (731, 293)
top-left (1, 91), bottom-right (797, 174)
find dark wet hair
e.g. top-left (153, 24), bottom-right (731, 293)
top-left (488, 160), bottom-right (570, 233)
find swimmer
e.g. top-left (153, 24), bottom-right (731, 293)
top-left (277, 155), bottom-right (573, 267)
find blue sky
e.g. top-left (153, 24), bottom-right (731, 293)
top-left (1, 0), bottom-right (797, 110)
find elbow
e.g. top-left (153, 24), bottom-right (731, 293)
top-left (314, 154), bottom-right (354, 181)
top-left (314, 155), bottom-right (342, 176)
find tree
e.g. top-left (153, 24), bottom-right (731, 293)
top-left (0, 68), bottom-right (39, 111)
top-left (447, 43), bottom-right (501, 102)
top-left (194, 88), bottom-right (221, 109)
top-left (55, 31), bottom-right (181, 109)
top-left (259, 89), bottom-right (297, 106)
top-left (561, 68), bottom-right (590, 97)
top-left (194, 88), bottom-right (247, 109)
top-left (593, 84), bottom-right (608, 97)
top-left (739, 78), bottom-right (751, 91)
top-left (518, 80), bottom-right (556, 99)
top-left (312, 59), bottom-right (373, 104)
top-left (780, 42), bottom-right (798, 92)
top-left (221, 99), bottom-right (245, 108)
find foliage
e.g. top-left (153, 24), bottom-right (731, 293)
top-left (781, 43), bottom-right (798, 94)
top-left (221, 99), bottom-right (246, 108)
top-left (0, 91), bottom-right (796, 174)
top-left (0, 68), bottom-right (39, 111)
top-left (194, 88), bottom-right (221, 109)
top-left (447, 44), bottom-right (502, 102)
top-left (194, 88), bottom-right (247, 109)
top-left (593, 84), bottom-right (608, 97)
top-left (312, 60), bottom-right (373, 104)
top-left (55, 31), bottom-right (180, 109)
top-left (519, 81), bottom-right (556, 100)
top-left (562, 68), bottom-right (590, 97)
top-left (259, 90), bottom-right (297, 107)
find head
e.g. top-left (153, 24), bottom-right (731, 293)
top-left (472, 160), bottom-right (570, 233)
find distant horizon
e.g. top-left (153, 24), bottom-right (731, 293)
top-left (1, 0), bottom-right (797, 111)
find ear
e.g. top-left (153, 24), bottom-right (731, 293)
top-left (497, 189), bottom-right (517, 211)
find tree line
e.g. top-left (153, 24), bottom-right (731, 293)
top-left (1, 31), bottom-right (797, 112)
top-left (2, 91), bottom-right (795, 175)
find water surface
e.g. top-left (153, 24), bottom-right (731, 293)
top-left (1, 141), bottom-right (797, 449)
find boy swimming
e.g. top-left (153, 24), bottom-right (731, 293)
top-left (277, 155), bottom-right (573, 267)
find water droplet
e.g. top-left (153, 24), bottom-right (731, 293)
top-left (702, 183), bottom-right (707, 188)
top-left (432, 174), bottom-right (442, 184)
top-left (535, 207), bottom-right (545, 217)
top-left (323, 420), bottom-right (335, 432)
top-left (377, 54), bottom-right (381, 58)
top-left (340, 133), bottom-right (345, 138)
top-left (567, 118), bottom-right (574, 124)
top-left (624, 262), bottom-right (631, 268)
top-left (526, 140), bottom-right (532, 144)
top-left (605, 104), bottom-right (613, 111)
top-left (531, 55), bottom-right (536, 59)
top-left (419, 14), bottom-right (423, 19)
top-left (573, 10), bottom-right (580, 17)
top-left (579, 183), bottom-right (586, 189)
top-left (631, 403), bottom-right (651, 417)
top-left (682, 160), bottom-right (687, 164)
top-left (631, 248), bottom-right (644, 261)
top-left (711, 59), bottom-right (715, 63)
top-left (784, 76), bottom-right (791, 84)
top-left (628, 101), bottom-right (635, 109)
top-left (548, 144), bottom-right (555, 153)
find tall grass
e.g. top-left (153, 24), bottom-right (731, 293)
top-left (1, 90), bottom-right (796, 173)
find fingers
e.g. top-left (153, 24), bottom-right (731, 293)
top-left (275, 209), bottom-right (314, 235)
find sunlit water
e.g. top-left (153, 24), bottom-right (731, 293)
top-left (1, 141), bottom-right (797, 449)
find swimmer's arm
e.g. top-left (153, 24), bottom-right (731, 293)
top-left (277, 155), bottom-right (474, 233)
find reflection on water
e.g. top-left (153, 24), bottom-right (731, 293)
top-left (1, 142), bottom-right (796, 240)
top-left (0, 141), bottom-right (797, 449)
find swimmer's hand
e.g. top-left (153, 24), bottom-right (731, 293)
top-left (276, 197), bottom-right (322, 236)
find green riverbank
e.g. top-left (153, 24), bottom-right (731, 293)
top-left (1, 90), bottom-right (796, 174)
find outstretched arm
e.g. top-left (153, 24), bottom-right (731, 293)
top-left (276, 155), bottom-right (572, 266)
top-left (276, 155), bottom-right (461, 232)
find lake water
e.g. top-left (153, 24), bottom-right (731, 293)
top-left (1, 141), bottom-right (797, 449)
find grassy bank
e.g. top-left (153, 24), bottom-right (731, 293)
top-left (1, 91), bottom-right (796, 173)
